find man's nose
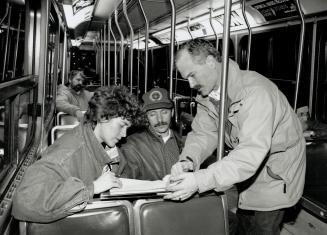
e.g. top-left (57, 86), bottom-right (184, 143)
top-left (188, 77), bottom-right (197, 89)
top-left (157, 114), bottom-right (163, 123)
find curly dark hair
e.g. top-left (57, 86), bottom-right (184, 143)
top-left (84, 86), bottom-right (146, 128)
top-left (176, 39), bottom-right (222, 64)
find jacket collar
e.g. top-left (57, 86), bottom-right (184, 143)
top-left (226, 59), bottom-right (244, 103)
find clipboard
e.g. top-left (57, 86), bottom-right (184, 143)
top-left (100, 178), bottom-right (170, 200)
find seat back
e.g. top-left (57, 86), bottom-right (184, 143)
top-left (21, 200), bottom-right (134, 235)
top-left (56, 112), bottom-right (79, 125)
top-left (50, 124), bottom-right (77, 145)
top-left (18, 123), bottom-right (28, 152)
top-left (134, 194), bottom-right (228, 235)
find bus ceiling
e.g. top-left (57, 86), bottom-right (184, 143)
top-left (8, 0), bottom-right (24, 5)
top-left (58, 0), bottom-right (327, 49)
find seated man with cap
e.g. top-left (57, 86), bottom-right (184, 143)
top-left (117, 87), bottom-right (184, 180)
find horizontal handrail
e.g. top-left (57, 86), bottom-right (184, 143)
top-left (0, 75), bottom-right (38, 103)
top-left (0, 75), bottom-right (37, 90)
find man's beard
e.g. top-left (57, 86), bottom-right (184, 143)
top-left (72, 84), bottom-right (83, 92)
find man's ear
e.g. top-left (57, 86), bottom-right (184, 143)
top-left (206, 55), bottom-right (216, 69)
top-left (171, 108), bottom-right (175, 117)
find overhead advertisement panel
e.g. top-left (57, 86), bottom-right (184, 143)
top-left (251, 0), bottom-right (298, 22)
top-left (72, 0), bottom-right (94, 15)
top-left (63, 1), bottom-right (94, 29)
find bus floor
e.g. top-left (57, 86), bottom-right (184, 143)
top-left (281, 208), bottom-right (327, 235)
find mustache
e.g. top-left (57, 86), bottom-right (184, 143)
top-left (154, 122), bottom-right (168, 127)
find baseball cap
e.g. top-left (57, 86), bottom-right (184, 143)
top-left (142, 87), bottom-right (173, 112)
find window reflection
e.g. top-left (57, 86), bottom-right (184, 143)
top-left (17, 92), bottom-right (31, 155)
top-left (44, 9), bottom-right (58, 118)
top-left (0, 102), bottom-right (8, 183)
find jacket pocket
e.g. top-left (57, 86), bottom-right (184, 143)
top-left (266, 138), bottom-right (305, 187)
top-left (266, 166), bottom-right (287, 194)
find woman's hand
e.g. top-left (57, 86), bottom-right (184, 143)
top-left (93, 171), bottom-right (122, 194)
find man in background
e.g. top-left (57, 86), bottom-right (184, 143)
top-left (117, 87), bottom-right (183, 180)
top-left (56, 70), bottom-right (93, 121)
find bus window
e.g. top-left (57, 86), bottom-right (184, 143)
top-left (315, 19), bottom-right (327, 123)
top-left (44, 5), bottom-right (60, 119)
top-left (17, 91), bottom-right (32, 155)
top-left (0, 3), bottom-right (26, 82)
top-left (239, 25), bottom-right (312, 106)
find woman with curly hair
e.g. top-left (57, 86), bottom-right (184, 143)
top-left (12, 86), bottom-right (144, 223)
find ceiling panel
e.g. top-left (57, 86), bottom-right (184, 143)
top-left (65, 0), bottom-right (327, 47)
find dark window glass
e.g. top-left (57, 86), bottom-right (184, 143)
top-left (0, 3), bottom-right (26, 83)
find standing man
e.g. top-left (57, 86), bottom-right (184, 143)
top-left (56, 70), bottom-right (93, 121)
top-left (165, 39), bottom-right (306, 234)
top-left (117, 87), bottom-right (183, 180)
top-left (13, 86), bottom-right (143, 223)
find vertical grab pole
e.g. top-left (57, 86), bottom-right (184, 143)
top-left (109, 18), bottom-right (117, 85)
top-left (293, 0), bottom-right (305, 111)
top-left (2, 5), bottom-right (12, 81)
top-left (95, 39), bottom-right (98, 76)
top-left (168, 0), bottom-right (176, 99)
top-left (187, 17), bottom-right (193, 40)
top-left (103, 24), bottom-right (107, 86)
top-left (100, 29), bottom-right (103, 86)
top-left (62, 29), bottom-right (67, 85)
top-left (137, 30), bottom-right (140, 98)
top-left (13, 12), bottom-right (22, 77)
top-left (107, 16), bottom-right (111, 86)
top-left (242, 0), bottom-right (252, 70)
top-left (123, 0), bottom-right (134, 94)
top-left (209, 8), bottom-right (219, 50)
top-left (174, 42), bottom-right (179, 98)
top-left (309, 20), bottom-right (317, 116)
top-left (218, 0), bottom-right (232, 162)
top-left (115, 10), bottom-right (124, 86)
top-left (137, 0), bottom-right (149, 92)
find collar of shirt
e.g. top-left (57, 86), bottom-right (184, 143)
top-left (208, 87), bottom-right (221, 101)
top-left (162, 129), bottom-right (171, 143)
top-left (148, 126), bottom-right (172, 143)
top-left (104, 145), bottom-right (119, 163)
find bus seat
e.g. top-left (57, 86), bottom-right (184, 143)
top-left (56, 112), bottom-right (79, 125)
top-left (20, 200), bottom-right (134, 235)
top-left (134, 194), bottom-right (228, 235)
top-left (50, 124), bottom-right (77, 145)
